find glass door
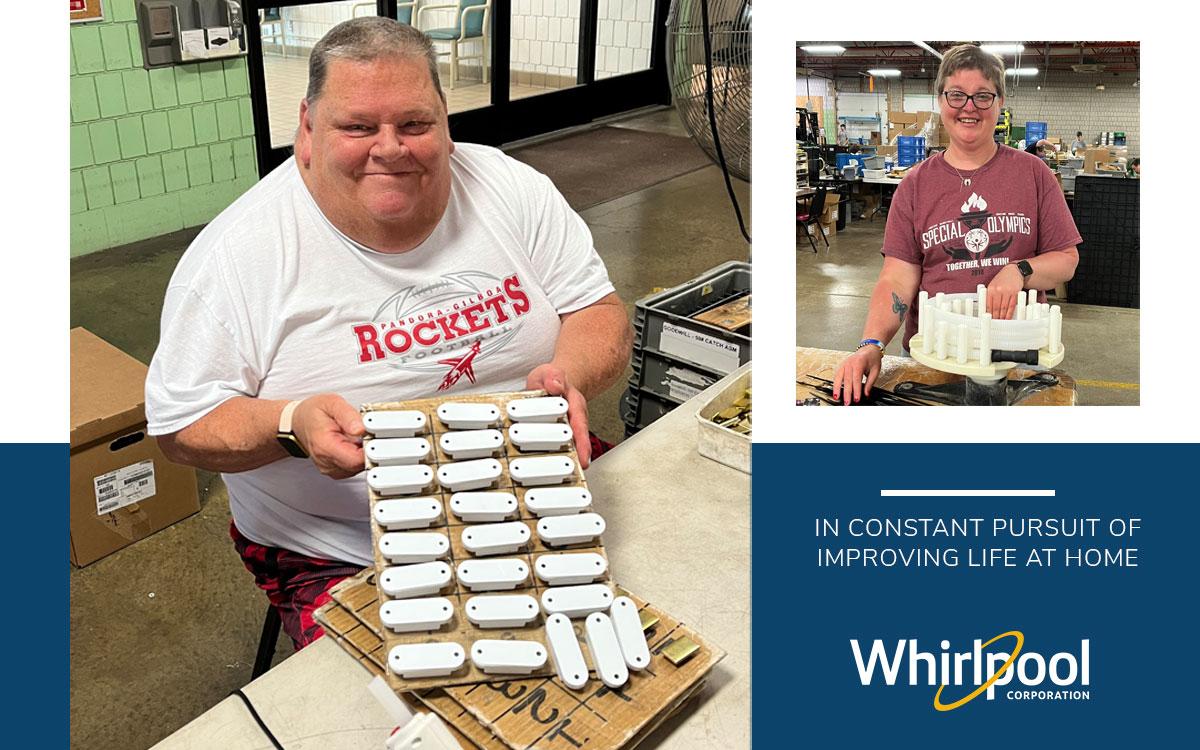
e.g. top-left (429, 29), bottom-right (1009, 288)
top-left (244, 0), bottom-right (670, 176)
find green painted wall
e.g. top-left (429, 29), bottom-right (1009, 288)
top-left (70, 0), bottom-right (259, 257)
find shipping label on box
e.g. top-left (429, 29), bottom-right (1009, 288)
top-left (94, 459), bottom-right (157, 515)
top-left (660, 322), bottom-right (741, 374)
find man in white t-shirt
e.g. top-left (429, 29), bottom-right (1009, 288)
top-left (144, 17), bottom-right (631, 647)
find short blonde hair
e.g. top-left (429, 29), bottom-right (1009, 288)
top-left (934, 44), bottom-right (1006, 100)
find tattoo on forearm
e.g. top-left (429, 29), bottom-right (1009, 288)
top-left (891, 292), bottom-right (908, 324)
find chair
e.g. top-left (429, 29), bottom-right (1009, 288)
top-left (797, 186), bottom-right (829, 253)
top-left (418, 0), bottom-right (491, 89)
top-left (251, 605), bottom-right (282, 679)
top-left (396, 1), bottom-right (417, 25)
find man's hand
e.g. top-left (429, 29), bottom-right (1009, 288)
top-left (986, 264), bottom-right (1024, 320)
top-left (291, 394), bottom-right (367, 480)
top-left (832, 346), bottom-right (884, 405)
top-left (526, 364), bottom-right (592, 468)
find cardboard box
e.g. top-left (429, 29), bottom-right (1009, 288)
top-left (70, 328), bottom-right (200, 567)
top-left (1084, 146), bottom-right (1118, 175)
top-left (888, 111), bottom-right (918, 125)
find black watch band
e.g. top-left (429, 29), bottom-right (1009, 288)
top-left (1017, 260), bottom-right (1034, 279)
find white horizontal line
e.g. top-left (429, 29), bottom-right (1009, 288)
top-left (881, 489), bottom-right (1056, 497)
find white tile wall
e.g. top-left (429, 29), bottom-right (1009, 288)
top-left (594, 0), bottom-right (654, 79)
top-left (513, 1), bottom-right (581, 78)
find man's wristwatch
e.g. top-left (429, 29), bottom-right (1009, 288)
top-left (276, 400), bottom-right (308, 458)
top-left (1016, 260), bottom-right (1034, 287)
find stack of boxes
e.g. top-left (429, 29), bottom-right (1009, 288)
top-left (897, 136), bottom-right (926, 167)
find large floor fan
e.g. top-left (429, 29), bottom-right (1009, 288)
top-left (666, 0), bottom-right (752, 183)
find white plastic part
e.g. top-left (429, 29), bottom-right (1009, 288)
top-left (462, 521), bottom-right (531, 556)
top-left (439, 430), bottom-right (504, 460)
top-left (388, 642), bottom-right (465, 679)
top-left (918, 290), bottom-right (931, 354)
top-left (508, 423), bottom-right (573, 452)
top-left (509, 455), bottom-right (576, 487)
top-left (378, 532), bottom-right (450, 563)
top-left (537, 513), bottom-right (606, 546)
top-left (366, 437), bottom-right (431, 466)
top-left (535, 552), bottom-right (608, 585)
top-left (469, 639), bottom-right (548, 675)
top-left (907, 292), bottom-right (1065, 378)
top-left (540, 583), bottom-right (613, 618)
top-left (436, 402), bottom-right (501, 430)
top-left (464, 594), bottom-right (541, 628)
top-left (449, 492), bottom-right (518, 522)
top-left (524, 486), bottom-right (593, 517)
top-left (1015, 289), bottom-right (1027, 320)
top-left (584, 612), bottom-right (629, 689)
top-left (544, 613), bottom-right (589, 690)
top-left (379, 561), bottom-right (452, 599)
top-left (368, 465), bottom-right (435, 496)
top-left (456, 558), bottom-right (529, 591)
top-left (609, 597), bottom-right (651, 671)
top-left (379, 597), bottom-right (455, 633)
top-left (505, 396), bottom-right (569, 423)
top-left (384, 712), bottom-right (461, 750)
top-left (373, 497), bottom-right (444, 530)
top-left (436, 459), bottom-right (503, 492)
top-left (363, 410), bottom-right (427, 438)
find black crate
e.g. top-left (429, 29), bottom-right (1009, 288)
top-left (622, 261), bottom-right (751, 435)
top-left (1069, 175), bottom-right (1139, 308)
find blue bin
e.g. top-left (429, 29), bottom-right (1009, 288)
top-left (836, 153), bottom-right (870, 172)
top-left (897, 136), bottom-right (926, 151)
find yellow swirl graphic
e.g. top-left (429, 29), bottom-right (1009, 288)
top-left (933, 630), bottom-right (1025, 711)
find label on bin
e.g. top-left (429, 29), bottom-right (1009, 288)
top-left (660, 322), bottom-right (740, 374)
top-left (94, 460), bottom-right (157, 514)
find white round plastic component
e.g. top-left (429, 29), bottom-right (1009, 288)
top-left (379, 561), bottom-right (452, 599)
top-left (524, 487), bottom-right (593, 517)
top-left (469, 640), bottom-right (548, 675)
top-left (439, 430), bottom-right (504, 460)
top-left (366, 437), bottom-right (431, 466)
top-left (368, 465), bottom-right (435, 496)
top-left (584, 612), bottom-right (629, 689)
top-left (436, 459), bottom-right (503, 492)
top-left (378, 532), bottom-right (450, 564)
top-left (534, 552), bottom-right (607, 586)
top-left (379, 597), bottom-right (455, 633)
top-left (461, 522), bottom-right (531, 556)
top-left (540, 583), bottom-right (613, 618)
top-left (545, 613), bottom-right (589, 690)
top-left (537, 513), bottom-right (606, 547)
top-left (388, 642), bottom-right (465, 679)
top-left (509, 455), bottom-right (576, 487)
top-left (362, 410), bottom-right (427, 438)
top-left (609, 596), bottom-right (651, 671)
top-left (436, 402), bottom-right (501, 430)
top-left (449, 492), bottom-right (519, 522)
top-left (505, 396), bottom-right (569, 423)
top-left (456, 558), bottom-right (529, 591)
top-left (373, 497), bottom-right (444, 530)
top-left (464, 594), bottom-right (541, 628)
top-left (508, 423), bottom-right (573, 452)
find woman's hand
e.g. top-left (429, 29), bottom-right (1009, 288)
top-left (832, 346), bottom-right (884, 405)
top-left (986, 264), bottom-right (1024, 320)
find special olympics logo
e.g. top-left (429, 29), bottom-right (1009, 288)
top-left (964, 227), bottom-right (990, 255)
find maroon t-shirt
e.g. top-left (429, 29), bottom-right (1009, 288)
top-left (882, 146), bottom-right (1082, 350)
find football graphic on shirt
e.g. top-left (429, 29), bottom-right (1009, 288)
top-left (350, 271), bottom-right (533, 388)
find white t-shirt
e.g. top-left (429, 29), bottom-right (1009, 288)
top-left (145, 143), bottom-right (615, 565)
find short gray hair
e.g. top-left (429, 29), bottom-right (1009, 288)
top-left (934, 44), bottom-right (1006, 101)
top-left (306, 16), bottom-right (444, 105)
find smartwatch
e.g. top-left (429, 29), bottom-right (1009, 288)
top-left (1016, 260), bottom-right (1034, 287)
top-left (276, 400), bottom-right (308, 458)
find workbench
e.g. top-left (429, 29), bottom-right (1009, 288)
top-left (152, 376), bottom-right (751, 750)
top-left (796, 346), bottom-right (1077, 406)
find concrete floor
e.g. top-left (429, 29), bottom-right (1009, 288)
top-left (69, 107), bottom-right (750, 750)
top-left (797, 216), bottom-right (1139, 406)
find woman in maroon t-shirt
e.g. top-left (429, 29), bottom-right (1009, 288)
top-left (832, 44), bottom-right (1081, 404)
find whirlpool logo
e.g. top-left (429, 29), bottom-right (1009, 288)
top-left (850, 632), bottom-right (1092, 710)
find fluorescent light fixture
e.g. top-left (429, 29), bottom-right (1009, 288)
top-left (867, 68), bottom-right (902, 77)
top-left (981, 43), bottom-right (1025, 55)
top-left (800, 45), bottom-right (845, 54)
top-left (912, 41), bottom-right (944, 60)
top-left (1006, 67), bottom-right (1038, 76)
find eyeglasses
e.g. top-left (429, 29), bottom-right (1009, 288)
top-left (942, 90), bottom-right (998, 109)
